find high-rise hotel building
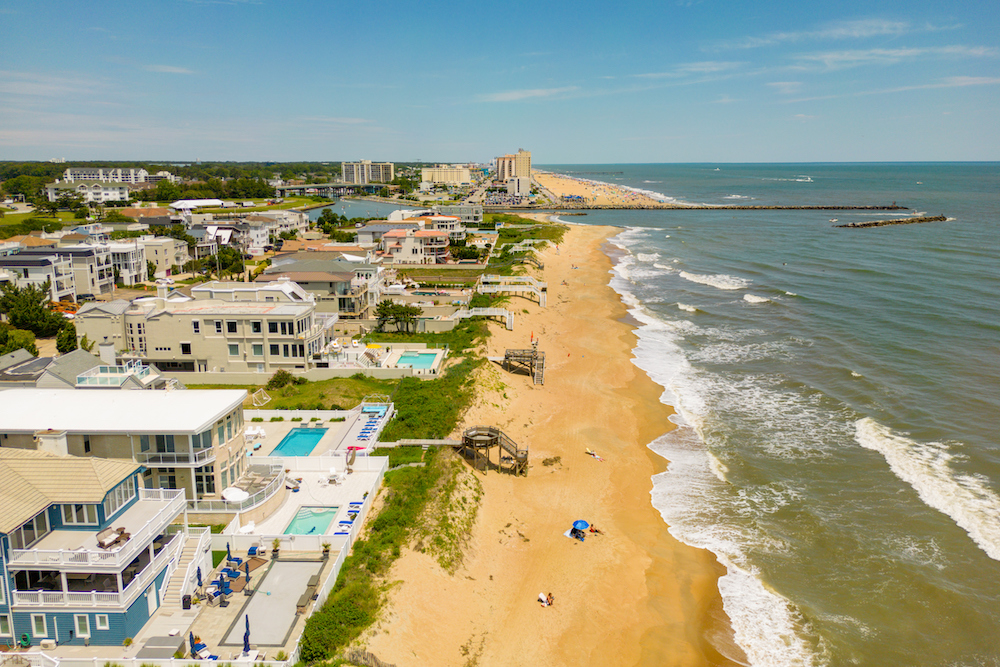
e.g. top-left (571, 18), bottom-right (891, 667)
top-left (341, 160), bottom-right (395, 184)
top-left (494, 149), bottom-right (531, 181)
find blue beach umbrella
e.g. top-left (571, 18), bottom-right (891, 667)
top-left (189, 631), bottom-right (196, 655)
top-left (196, 566), bottom-right (203, 588)
top-left (244, 560), bottom-right (250, 581)
top-left (572, 520), bottom-right (589, 531)
top-left (226, 542), bottom-right (232, 561)
top-left (243, 615), bottom-right (251, 654)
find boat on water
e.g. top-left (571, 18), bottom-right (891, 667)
top-left (830, 218), bottom-right (838, 222)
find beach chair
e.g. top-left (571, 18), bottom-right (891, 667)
top-left (248, 545), bottom-right (265, 557)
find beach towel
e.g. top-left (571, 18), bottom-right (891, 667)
top-left (586, 448), bottom-right (605, 462)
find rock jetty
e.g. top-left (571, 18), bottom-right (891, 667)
top-left (835, 215), bottom-right (947, 229)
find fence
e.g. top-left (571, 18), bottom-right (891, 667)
top-left (186, 465), bottom-right (284, 513)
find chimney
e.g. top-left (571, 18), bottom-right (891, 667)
top-left (99, 336), bottom-right (115, 365)
top-left (34, 429), bottom-right (69, 456)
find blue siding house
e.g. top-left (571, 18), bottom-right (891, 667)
top-left (0, 448), bottom-right (186, 647)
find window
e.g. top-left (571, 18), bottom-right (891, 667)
top-left (158, 469), bottom-right (177, 490)
top-left (32, 614), bottom-right (46, 638)
top-left (217, 421), bottom-right (225, 444)
top-left (95, 615), bottom-right (109, 631)
top-left (268, 322), bottom-right (278, 334)
top-left (215, 320), bottom-right (223, 334)
top-left (192, 320), bottom-right (200, 334)
top-left (180, 342), bottom-right (191, 355)
top-left (227, 320), bottom-right (237, 334)
top-left (139, 434), bottom-right (150, 452)
top-left (269, 344), bottom-right (279, 356)
top-left (226, 416), bottom-right (233, 441)
top-left (155, 434), bottom-right (175, 453)
top-left (251, 321), bottom-right (262, 334)
top-left (10, 511), bottom-right (49, 550)
top-left (252, 344), bottom-right (263, 357)
top-left (195, 464), bottom-right (215, 495)
top-left (75, 615), bottom-right (90, 639)
top-left (62, 504), bottom-right (99, 525)
top-left (228, 344), bottom-right (239, 357)
top-left (193, 428), bottom-right (213, 449)
top-left (83, 434), bottom-right (91, 454)
top-left (221, 467), bottom-right (228, 489)
top-left (0, 614), bottom-right (11, 637)
top-left (103, 476), bottom-right (136, 517)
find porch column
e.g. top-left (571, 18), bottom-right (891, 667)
top-left (116, 572), bottom-right (123, 592)
top-left (60, 571), bottom-right (68, 593)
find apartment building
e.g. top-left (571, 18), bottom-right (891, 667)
top-left (420, 165), bottom-right (472, 186)
top-left (139, 237), bottom-right (190, 278)
top-left (45, 181), bottom-right (131, 204)
top-left (17, 246), bottom-right (114, 297)
top-left (74, 280), bottom-right (333, 374)
top-left (341, 160), bottom-right (394, 184)
top-left (0, 448), bottom-right (190, 647)
top-left (106, 241), bottom-right (147, 287)
top-left (380, 229), bottom-right (450, 265)
top-left (0, 255), bottom-right (75, 301)
top-left (495, 148), bottom-right (531, 181)
top-left (61, 168), bottom-right (178, 184)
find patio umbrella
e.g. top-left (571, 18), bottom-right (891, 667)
top-left (572, 520), bottom-right (589, 531)
top-left (189, 631), bottom-right (196, 656)
top-left (196, 566), bottom-right (202, 588)
top-left (243, 615), bottom-right (251, 655)
top-left (226, 542), bottom-right (232, 562)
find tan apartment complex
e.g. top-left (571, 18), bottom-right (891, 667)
top-left (342, 160), bottom-right (395, 184)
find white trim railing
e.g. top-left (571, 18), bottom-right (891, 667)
top-left (22, 656), bottom-right (290, 667)
top-left (186, 465), bottom-right (284, 513)
top-left (137, 447), bottom-right (216, 467)
top-left (12, 529), bottom-right (184, 609)
top-left (8, 489), bottom-right (186, 569)
top-left (178, 526), bottom-right (211, 601)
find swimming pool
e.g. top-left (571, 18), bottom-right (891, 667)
top-left (271, 427), bottom-right (327, 456)
top-left (283, 506), bottom-right (338, 535)
top-left (396, 351), bottom-right (438, 369)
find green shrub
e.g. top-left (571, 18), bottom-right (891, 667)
top-left (291, 417), bottom-right (303, 422)
top-left (329, 417), bottom-right (346, 422)
top-left (251, 417), bottom-right (264, 422)
top-left (265, 369), bottom-right (295, 390)
top-left (270, 416), bottom-right (284, 422)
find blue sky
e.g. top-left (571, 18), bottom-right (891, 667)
top-left (1, 0), bottom-right (998, 163)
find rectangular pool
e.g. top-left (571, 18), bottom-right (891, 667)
top-left (272, 427), bottom-right (327, 456)
top-left (284, 506), bottom-right (338, 535)
top-left (397, 351), bottom-right (437, 369)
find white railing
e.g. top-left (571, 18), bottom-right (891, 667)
top-left (37, 657), bottom-right (290, 667)
top-left (8, 489), bottom-right (185, 569)
top-left (186, 465), bottom-right (284, 513)
top-left (178, 526), bottom-right (211, 601)
top-left (12, 531), bottom-right (183, 609)
top-left (253, 454), bottom-right (388, 475)
top-left (137, 447), bottom-right (215, 467)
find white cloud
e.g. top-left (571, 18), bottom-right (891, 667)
top-left (768, 81), bottom-right (802, 94)
top-left (145, 65), bottom-right (195, 74)
top-left (479, 86), bottom-right (578, 102)
top-left (783, 75), bottom-right (1000, 103)
top-left (792, 45), bottom-right (997, 70)
top-left (718, 18), bottom-right (911, 50)
top-left (632, 61), bottom-right (744, 79)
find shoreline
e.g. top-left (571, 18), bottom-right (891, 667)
top-left (363, 222), bottom-right (743, 665)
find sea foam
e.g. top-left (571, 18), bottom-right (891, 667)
top-left (677, 303), bottom-right (697, 313)
top-left (744, 294), bottom-right (770, 304)
top-left (855, 418), bottom-right (1000, 561)
top-left (680, 271), bottom-right (751, 290)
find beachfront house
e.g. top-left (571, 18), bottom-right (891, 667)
top-left (380, 229), bottom-right (450, 265)
top-left (0, 388), bottom-right (250, 503)
top-left (0, 448), bottom-right (189, 647)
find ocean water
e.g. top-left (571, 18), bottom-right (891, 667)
top-left (540, 164), bottom-right (1000, 666)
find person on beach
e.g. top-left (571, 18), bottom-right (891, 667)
top-left (589, 525), bottom-right (604, 535)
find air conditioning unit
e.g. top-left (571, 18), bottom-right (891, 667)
top-left (40, 639), bottom-right (57, 650)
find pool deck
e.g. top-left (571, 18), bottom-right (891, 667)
top-left (247, 410), bottom-right (390, 457)
top-left (253, 470), bottom-right (375, 535)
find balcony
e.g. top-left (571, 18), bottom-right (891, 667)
top-left (8, 488), bottom-right (186, 570)
top-left (187, 464), bottom-right (284, 513)
top-left (136, 447), bottom-right (216, 468)
top-left (11, 529), bottom-right (184, 609)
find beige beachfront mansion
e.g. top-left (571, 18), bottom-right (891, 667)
top-left (74, 279), bottom-right (335, 374)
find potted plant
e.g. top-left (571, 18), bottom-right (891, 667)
top-left (271, 537), bottom-right (281, 559)
top-left (322, 542), bottom-right (331, 559)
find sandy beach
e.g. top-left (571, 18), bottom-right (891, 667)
top-left (534, 171), bottom-right (688, 208)
top-left (363, 223), bottom-right (742, 665)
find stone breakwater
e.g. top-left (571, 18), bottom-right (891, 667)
top-left (836, 215), bottom-right (948, 228)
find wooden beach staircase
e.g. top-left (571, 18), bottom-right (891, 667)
top-left (460, 426), bottom-right (528, 475)
top-left (451, 307), bottom-right (515, 330)
top-left (500, 340), bottom-right (545, 385)
top-left (477, 275), bottom-right (547, 307)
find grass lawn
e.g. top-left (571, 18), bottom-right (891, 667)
top-left (188, 374), bottom-right (396, 411)
top-left (0, 211), bottom-right (75, 227)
